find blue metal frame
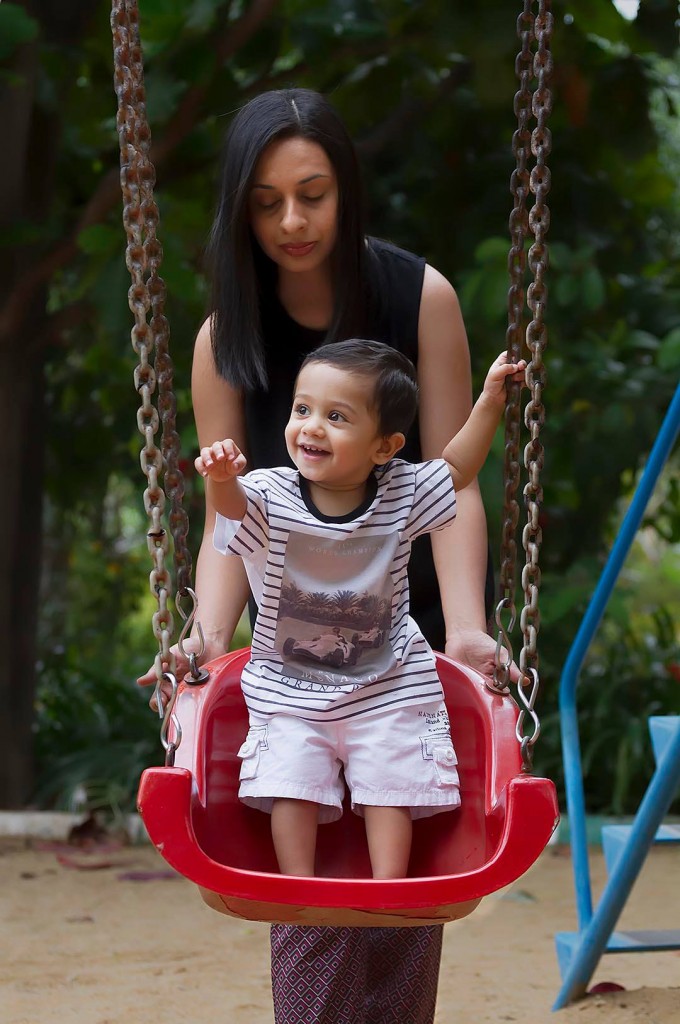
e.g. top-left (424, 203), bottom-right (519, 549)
top-left (554, 381), bottom-right (680, 1009)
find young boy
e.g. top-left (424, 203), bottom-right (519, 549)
top-left (195, 339), bottom-right (525, 879)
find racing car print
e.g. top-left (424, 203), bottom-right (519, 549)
top-left (351, 626), bottom-right (385, 649)
top-left (283, 628), bottom-right (359, 668)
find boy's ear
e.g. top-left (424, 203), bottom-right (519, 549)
top-left (373, 431), bottom-right (405, 465)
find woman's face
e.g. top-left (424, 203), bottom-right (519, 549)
top-left (248, 136), bottom-right (339, 274)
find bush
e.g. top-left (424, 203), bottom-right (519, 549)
top-left (534, 605), bottom-right (680, 815)
top-left (33, 651), bottom-right (161, 821)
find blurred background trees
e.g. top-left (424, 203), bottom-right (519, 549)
top-left (1, 0), bottom-right (678, 816)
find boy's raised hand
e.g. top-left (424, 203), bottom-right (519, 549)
top-left (482, 351), bottom-right (527, 406)
top-left (195, 439), bottom-right (247, 482)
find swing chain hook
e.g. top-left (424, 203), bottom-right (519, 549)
top-left (157, 671), bottom-right (181, 767)
top-left (489, 597), bottom-right (515, 695)
top-left (516, 667), bottom-right (541, 771)
top-left (176, 588), bottom-right (211, 685)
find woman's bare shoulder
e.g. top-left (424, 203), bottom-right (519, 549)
top-left (420, 263), bottom-right (461, 310)
top-left (193, 315), bottom-right (213, 361)
top-left (419, 264), bottom-right (467, 352)
top-left (192, 315), bottom-right (228, 387)
top-left (417, 265), bottom-right (472, 444)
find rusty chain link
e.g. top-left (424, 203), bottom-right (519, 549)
top-left (111, 0), bottom-right (202, 760)
top-left (492, 0), bottom-right (552, 772)
top-left (492, 0), bottom-right (534, 698)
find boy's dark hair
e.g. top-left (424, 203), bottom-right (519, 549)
top-left (300, 339), bottom-right (419, 436)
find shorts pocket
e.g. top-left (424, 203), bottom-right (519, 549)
top-left (237, 725), bottom-right (268, 781)
top-left (432, 743), bottom-right (460, 787)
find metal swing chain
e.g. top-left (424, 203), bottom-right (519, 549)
top-left (111, 0), bottom-right (204, 763)
top-left (518, 2), bottom-right (552, 767)
top-left (493, 0), bottom-right (553, 773)
top-left (492, 0), bottom-right (534, 697)
top-left (120, 5), bottom-right (209, 686)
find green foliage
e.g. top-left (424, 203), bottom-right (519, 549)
top-left (33, 652), bottom-right (161, 817)
top-left (535, 605), bottom-right (680, 815)
top-left (11, 0), bottom-right (679, 815)
top-left (0, 3), bottom-right (39, 63)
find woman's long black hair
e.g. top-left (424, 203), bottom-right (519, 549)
top-left (206, 88), bottom-right (371, 391)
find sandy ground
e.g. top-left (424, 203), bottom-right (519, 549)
top-left (1, 838), bottom-right (678, 1024)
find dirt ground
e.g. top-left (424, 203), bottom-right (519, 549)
top-left (1, 837), bottom-right (678, 1024)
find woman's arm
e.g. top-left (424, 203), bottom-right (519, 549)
top-left (417, 265), bottom-right (501, 675)
top-left (189, 318), bottom-right (251, 653)
top-left (137, 318), bottom-right (250, 690)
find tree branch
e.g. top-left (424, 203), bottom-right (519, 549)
top-left (28, 300), bottom-right (93, 355)
top-left (153, 0), bottom-right (281, 165)
top-left (355, 63), bottom-right (471, 161)
top-left (0, 0), bottom-right (280, 347)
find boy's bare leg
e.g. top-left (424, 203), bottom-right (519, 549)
top-left (363, 806), bottom-right (412, 878)
top-left (271, 798), bottom-right (318, 876)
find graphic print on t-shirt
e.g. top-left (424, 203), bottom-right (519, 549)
top-left (275, 530), bottom-right (398, 690)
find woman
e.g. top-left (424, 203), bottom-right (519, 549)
top-left (140, 87), bottom-right (504, 1024)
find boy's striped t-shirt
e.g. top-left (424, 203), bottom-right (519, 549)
top-left (213, 458), bottom-right (456, 721)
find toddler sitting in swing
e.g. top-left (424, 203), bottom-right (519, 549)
top-left (195, 338), bottom-right (524, 878)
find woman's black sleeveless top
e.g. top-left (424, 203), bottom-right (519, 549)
top-left (243, 236), bottom-right (491, 649)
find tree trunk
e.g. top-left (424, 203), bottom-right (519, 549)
top-left (0, 14), bottom-right (49, 805)
top-left (0, 335), bottom-right (47, 807)
top-left (0, 0), bottom-right (92, 807)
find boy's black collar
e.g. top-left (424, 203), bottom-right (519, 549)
top-left (298, 472), bottom-right (378, 523)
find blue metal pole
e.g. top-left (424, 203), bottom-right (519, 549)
top-left (553, 724), bottom-right (680, 1009)
top-left (558, 381), bottom-right (680, 931)
top-left (560, 690), bottom-right (591, 928)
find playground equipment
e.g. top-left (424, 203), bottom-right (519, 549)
top-left (111, 0), bottom-right (558, 924)
top-left (138, 649), bottom-right (557, 925)
top-left (554, 382), bottom-right (680, 1009)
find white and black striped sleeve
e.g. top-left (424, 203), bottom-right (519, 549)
top-left (212, 475), bottom-right (270, 558)
top-left (404, 459), bottom-right (457, 540)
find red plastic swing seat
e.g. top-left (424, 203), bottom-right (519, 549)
top-left (137, 648), bottom-right (559, 927)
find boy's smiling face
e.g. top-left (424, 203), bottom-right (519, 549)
top-left (285, 362), bottom-right (404, 498)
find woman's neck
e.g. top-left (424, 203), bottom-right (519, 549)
top-left (277, 263), bottom-right (334, 330)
